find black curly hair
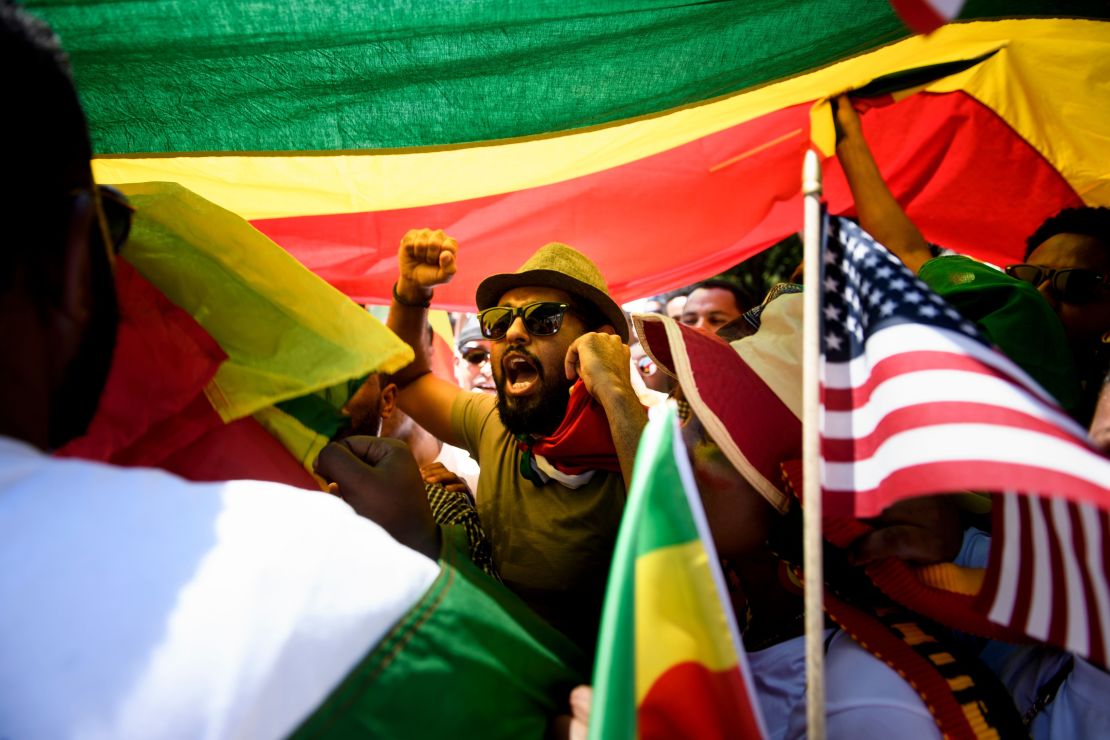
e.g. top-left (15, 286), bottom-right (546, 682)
top-left (1024, 206), bottom-right (1110, 260)
top-left (2, 1), bottom-right (93, 288)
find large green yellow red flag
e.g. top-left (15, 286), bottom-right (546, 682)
top-left (589, 405), bottom-right (765, 739)
top-left (59, 182), bottom-right (412, 484)
top-left (26, 1), bottom-right (1110, 308)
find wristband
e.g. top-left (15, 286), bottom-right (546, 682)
top-left (392, 281), bottom-right (431, 309)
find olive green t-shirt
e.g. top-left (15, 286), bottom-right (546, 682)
top-left (451, 391), bottom-right (626, 654)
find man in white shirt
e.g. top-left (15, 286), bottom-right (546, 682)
top-left (0, 7), bottom-right (583, 738)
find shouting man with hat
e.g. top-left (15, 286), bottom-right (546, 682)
top-left (388, 229), bottom-right (646, 652)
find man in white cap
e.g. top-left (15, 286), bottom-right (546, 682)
top-left (388, 229), bottom-right (646, 652)
top-left (453, 315), bottom-right (497, 394)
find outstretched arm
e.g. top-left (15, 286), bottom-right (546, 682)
top-left (834, 95), bottom-right (933, 274)
top-left (386, 228), bottom-right (466, 446)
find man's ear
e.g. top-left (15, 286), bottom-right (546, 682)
top-left (379, 381), bottom-right (399, 419)
top-left (596, 324), bottom-right (617, 336)
top-left (58, 190), bottom-right (96, 325)
top-left (46, 190), bottom-right (99, 374)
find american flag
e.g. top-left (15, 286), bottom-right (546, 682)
top-left (819, 215), bottom-right (1110, 665)
top-left (977, 494), bottom-right (1110, 667)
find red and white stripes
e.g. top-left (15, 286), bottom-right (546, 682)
top-left (978, 494), bottom-right (1110, 668)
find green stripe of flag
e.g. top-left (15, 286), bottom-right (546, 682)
top-left (25, 0), bottom-right (914, 153)
top-left (588, 404), bottom-right (696, 739)
top-left (293, 525), bottom-right (587, 739)
top-left (32, 1), bottom-right (1108, 155)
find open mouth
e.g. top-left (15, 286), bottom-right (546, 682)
top-left (503, 351), bottom-right (541, 396)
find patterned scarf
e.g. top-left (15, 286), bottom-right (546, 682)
top-left (773, 463), bottom-right (1026, 739)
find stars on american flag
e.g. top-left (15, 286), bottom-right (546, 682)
top-left (819, 218), bottom-right (986, 362)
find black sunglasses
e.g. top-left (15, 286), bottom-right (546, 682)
top-left (1005, 264), bottom-right (1110, 305)
top-left (477, 302), bottom-right (571, 340)
top-left (461, 346), bottom-right (491, 365)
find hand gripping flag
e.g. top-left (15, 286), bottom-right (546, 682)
top-left (588, 405), bottom-right (766, 740)
top-left (819, 215), bottom-right (1110, 666)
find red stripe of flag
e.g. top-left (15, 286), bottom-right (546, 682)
top-left (1010, 497), bottom-right (1037, 643)
top-left (1042, 497), bottom-right (1070, 647)
top-left (821, 351), bottom-right (1045, 411)
top-left (824, 461), bottom-right (1110, 518)
top-left (253, 92), bottom-right (1079, 308)
top-left (820, 402), bottom-right (1088, 461)
top-left (1067, 501), bottom-right (1105, 665)
top-left (887, 0), bottom-right (952, 34)
top-left (1102, 507), bottom-right (1110, 660)
top-left (977, 496), bottom-right (1110, 669)
top-left (638, 662), bottom-right (761, 740)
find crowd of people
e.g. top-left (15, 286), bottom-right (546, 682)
top-left (2, 3), bottom-right (1109, 738)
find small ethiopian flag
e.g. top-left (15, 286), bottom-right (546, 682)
top-left (588, 405), bottom-right (766, 739)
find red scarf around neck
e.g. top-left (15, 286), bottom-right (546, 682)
top-left (520, 380), bottom-right (623, 476)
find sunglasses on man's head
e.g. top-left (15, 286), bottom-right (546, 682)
top-left (1005, 264), bottom-right (1110, 305)
top-left (477, 302), bottom-right (571, 340)
top-left (461, 346), bottom-right (491, 365)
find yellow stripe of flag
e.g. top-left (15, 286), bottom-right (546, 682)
top-left (634, 540), bottom-right (739, 704)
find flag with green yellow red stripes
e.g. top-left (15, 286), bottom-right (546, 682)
top-left (26, 2), bottom-right (1110, 312)
top-left (589, 404), bottom-right (766, 740)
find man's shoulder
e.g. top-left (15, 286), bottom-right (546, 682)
top-left (453, 391), bottom-right (506, 440)
top-left (0, 436), bottom-right (440, 740)
top-left (456, 389), bottom-right (499, 414)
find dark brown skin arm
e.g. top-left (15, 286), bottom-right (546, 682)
top-left (849, 495), bottom-right (963, 566)
top-left (834, 95), bottom-right (933, 274)
top-left (385, 228), bottom-right (466, 446)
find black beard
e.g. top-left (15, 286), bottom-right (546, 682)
top-left (495, 349), bottom-right (573, 437)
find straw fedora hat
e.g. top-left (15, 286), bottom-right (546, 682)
top-left (636, 295), bottom-right (1030, 642)
top-left (634, 291), bottom-right (805, 513)
top-left (475, 242), bottom-right (629, 343)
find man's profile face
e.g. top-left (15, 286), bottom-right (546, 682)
top-left (454, 339), bottom-right (495, 393)
top-left (489, 286), bottom-right (588, 436)
top-left (1025, 233), bottom-right (1110, 350)
top-left (681, 287), bottom-right (741, 335)
top-left (47, 183), bottom-right (120, 449)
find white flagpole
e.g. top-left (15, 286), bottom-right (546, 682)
top-left (801, 147), bottom-right (826, 739)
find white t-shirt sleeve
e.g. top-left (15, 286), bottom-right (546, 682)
top-left (0, 441), bottom-right (439, 740)
top-left (433, 443), bottom-right (481, 496)
top-left (751, 629), bottom-right (940, 740)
